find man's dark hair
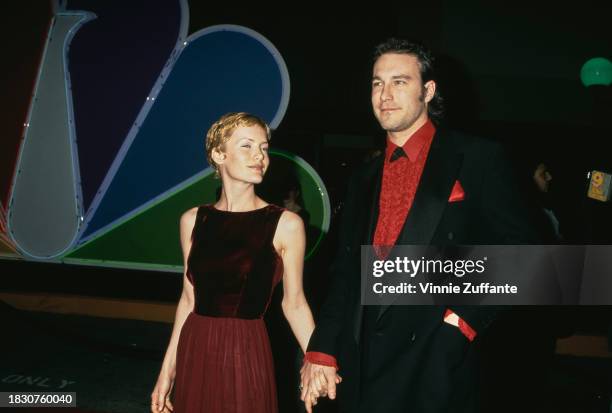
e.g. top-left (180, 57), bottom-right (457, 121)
top-left (373, 38), bottom-right (444, 122)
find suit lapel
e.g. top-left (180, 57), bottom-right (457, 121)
top-left (364, 158), bottom-right (383, 245)
top-left (352, 155), bottom-right (383, 343)
top-left (398, 130), bottom-right (463, 244)
top-left (377, 130), bottom-right (464, 319)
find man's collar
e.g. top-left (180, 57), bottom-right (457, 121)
top-left (385, 120), bottom-right (436, 163)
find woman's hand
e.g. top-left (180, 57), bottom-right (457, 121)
top-left (151, 373), bottom-right (174, 412)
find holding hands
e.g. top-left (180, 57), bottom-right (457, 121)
top-left (299, 360), bottom-right (342, 413)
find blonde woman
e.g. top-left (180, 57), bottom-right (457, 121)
top-left (151, 112), bottom-right (315, 412)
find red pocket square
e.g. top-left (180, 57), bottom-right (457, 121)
top-left (448, 180), bottom-right (465, 202)
top-left (444, 309), bottom-right (476, 341)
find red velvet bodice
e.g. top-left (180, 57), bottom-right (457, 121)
top-left (187, 204), bottom-right (284, 319)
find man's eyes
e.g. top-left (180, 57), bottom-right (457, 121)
top-left (372, 80), bottom-right (407, 87)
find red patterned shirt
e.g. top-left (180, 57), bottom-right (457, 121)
top-left (373, 120), bottom-right (435, 248)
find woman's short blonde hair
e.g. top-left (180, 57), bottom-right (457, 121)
top-left (205, 112), bottom-right (271, 173)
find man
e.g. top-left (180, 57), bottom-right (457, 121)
top-left (300, 38), bottom-right (537, 413)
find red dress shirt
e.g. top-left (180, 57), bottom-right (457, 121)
top-left (373, 120), bottom-right (435, 249)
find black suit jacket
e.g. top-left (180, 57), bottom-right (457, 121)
top-left (307, 129), bottom-right (538, 413)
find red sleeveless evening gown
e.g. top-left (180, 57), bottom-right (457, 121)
top-left (173, 204), bottom-right (284, 413)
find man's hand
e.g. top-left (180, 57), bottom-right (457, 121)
top-left (300, 360), bottom-right (342, 412)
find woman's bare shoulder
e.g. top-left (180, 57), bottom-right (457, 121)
top-left (180, 206), bottom-right (199, 229)
top-left (277, 209), bottom-right (304, 236)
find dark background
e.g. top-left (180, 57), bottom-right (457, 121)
top-left (1, 1), bottom-right (611, 412)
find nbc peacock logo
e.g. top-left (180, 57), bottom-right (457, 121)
top-left (1, 0), bottom-right (330, 272)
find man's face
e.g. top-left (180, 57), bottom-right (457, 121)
top-left (371, 53), bottom-right (434, 136)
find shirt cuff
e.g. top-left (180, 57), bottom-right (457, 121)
top-left (444, 309), bottom-right (477, 342)
top-left (304, 352), bottom-right (339, 370)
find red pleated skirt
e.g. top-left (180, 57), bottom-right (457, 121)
top-left (173, 312), bottom-right (278, 413)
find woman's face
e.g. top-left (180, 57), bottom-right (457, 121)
top-left (215, 124), bottom-right (269, 184)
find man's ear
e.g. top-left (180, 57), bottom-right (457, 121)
top-left (424, 80), bottom-right (436, 104)
top-left (211, 147), bottom-right (226, 166)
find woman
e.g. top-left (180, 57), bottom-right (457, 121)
top-left (151, 112), bottom-right (316, 412)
